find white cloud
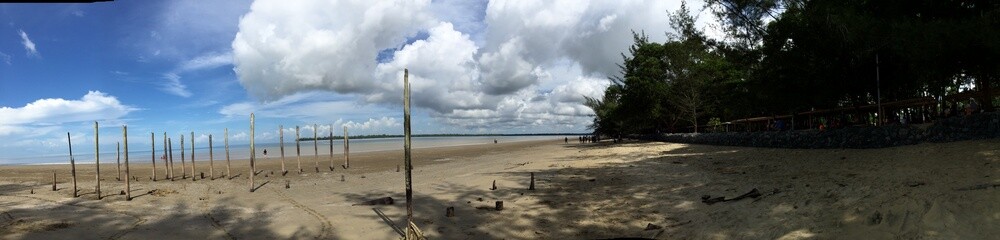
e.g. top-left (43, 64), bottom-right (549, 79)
top-left (160, 73), bottom-right (192, 97)
top-left (0, 91), bottom-right (138, 136)
top-left (179, 52), bottom-right (232, 72)
top-left (231, 0), bottom-right (716, 132)
top-left (18, 29), bottom-right (39, 57)
top-left (0, 51), bottom-right (10, 65)
top-left (341, 117), bottom-right (401, 132)
top-left (219, 91), bottom-right (396, 124)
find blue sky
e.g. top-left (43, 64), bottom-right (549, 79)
top-left (0, 0), bottom-right (718, 160)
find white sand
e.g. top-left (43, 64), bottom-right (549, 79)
top-left (0, 139), bottom-right (997, 239)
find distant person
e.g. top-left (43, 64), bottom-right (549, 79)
top-left (263, 149), bottom-right (268, 158)
top-left (564, 137), bottom-right (568, 143)
top-left (494, 139), bottom-right (497, 144)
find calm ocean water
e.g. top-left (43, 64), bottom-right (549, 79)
top-left (0, 135), bottom-right (571, 165)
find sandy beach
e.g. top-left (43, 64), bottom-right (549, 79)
top-left (1, 139), bottom-right (998, 239)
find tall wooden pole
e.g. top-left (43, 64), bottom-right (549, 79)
top-left (123, 125), bottom-right (131, 201)
top-left (280, 125), bottom-right (286, 174)
top-left (116, 142), bottom-right (121, 181)
top-left (403, 68), bottom-right (413, 223)
top-left (191, 131), bottom-right (196, 181)
top-left (296, 126), bottom-right (301, 173)
top-left (151, 132), bottom-right (156, 181)
top-left (313, 124), bottom-right (318, 172)
top-left (168, 138), bottom-right (173, 180)
top-left (181, 134), bottom-right (186, 179)
top-left (163, 133), bottom-right (169, 179)
top-left (328, 125), bottom-right (334, 171)
top-left (225, 128), bottom-right (231, 178)
top-left (67, 132), bottom-right (77, 198)
top-left (344, 127), bottom-right (349, 169)
top-left (250, 113), bottom-right (256, 192)
top-left (209, 134), bottom-right (214, 180)
top-left (94, 122), bottom-right (100, 199)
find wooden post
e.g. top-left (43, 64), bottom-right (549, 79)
top-left (344, 126), bottom-right (349, 169)
top-left (250, 113), bottom-right (256, 192)
top-left (94, 122), bottom-right (101, 199)
top-left (123, 125), bottom-right (131, 201)
top-left (168, 138), bottom-right (173, 180)
top-left (328, 125), bottom-right (334, 171)
top-left (225, 128), bottom-right (231, 178)
top-left (529, 172), bottom-right (535, 190)
top-left (280, 125), bottom-right (286, 174)
top-left (116, 141), bottom-right (121, 181)
top-left (151, 132), bottom-right (156, 181)
top-left (313, 124), bottom-right (319, 172)
top-left (181, 134), bottom-right (186, 179)
top-left (191, 131), bottom-right (196, 181)
top-left (491, 180), bottom-right (496, 190)
top-left (67, 132), bottom-right (78, 198)
top-left (209, 134), bottom-right (214, 180)
top-left (163, 133), bottom-right (169, 179)
top-left (52, 171), bottom-right (56, 191)
top-left (296, 126), bottom-right (301, 173)
top-left (403, 68), bottom-right (414, 225)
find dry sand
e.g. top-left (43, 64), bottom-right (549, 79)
top-left (0, 139), bottom-right (997, 239)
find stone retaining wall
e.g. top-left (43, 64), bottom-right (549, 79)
top-left (647, 112), bottom-right (1000, 149)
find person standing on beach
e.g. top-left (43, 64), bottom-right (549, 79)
top-left (263, 149), bottom-right (268, 158)
top-left (564, 137), bottom-right (568, 143)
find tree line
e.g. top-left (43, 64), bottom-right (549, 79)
top-left (587, 0), bottom-right (999, 135)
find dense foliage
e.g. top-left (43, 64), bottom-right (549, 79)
top-left (588, 0), bottom-right (1000, 135)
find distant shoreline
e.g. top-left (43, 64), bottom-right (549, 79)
top-left (296, 133), bottom-right (589, 141)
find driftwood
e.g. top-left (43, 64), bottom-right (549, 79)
top-left (445, 207), bottom-right (455, 217)
top-left (701, 188), bottom-right (761, 205)
top-left (353, 197), bottom-right (395, 206)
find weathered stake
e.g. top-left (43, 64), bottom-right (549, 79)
top-left (280, 125), bottom-right (286, 175)
top-left (403, 68), bottom-right (414, 225)
top-left (209, 134), bottom-right (214, 180)
top-left (491, 180), bottom-right (497, 190)
top-left (344, 127), bottom-right (350, 169)
top-left (116, 142), bottom-right (121, 181)
top-left (95, 122), bottom-right (101, 199)
top-left (67, 132), bottom-right (78, 198)
top-left (328, 124), bottom-right (334, 171)
top-left (313, 124), bottom-right (319, 173)
top-left (529, 172), bottom-right (535, 190)
top-left (495, 201), bottom-right (504, 211)
top-left (181, 134), bottom-right (186, 179)
top-left (123, 125), bottom-right (131, 201)
top-left (163, 133), bottom-right (169, 179)
top-left (250, 113), bottom-right (256, 192)
top-left (168, 138), bottom-right (174, 180)
top-left (151, 132), bottom-right (156, 181)
top-left (296, 126), bottom-right (301, 173)
top-left (191, 131), bottom-right (196, 180)
top-left (52, 171), bottom-right (57, 191)
top-left (225, 128), bottom-right (231, 179)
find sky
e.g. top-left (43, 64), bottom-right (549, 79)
top-left (0, 0), bottom-right (722, 159)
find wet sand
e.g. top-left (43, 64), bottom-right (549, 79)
top-left (0, 139), bottom-right (997, 239)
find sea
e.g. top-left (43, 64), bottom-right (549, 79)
top-left (0, 135), bottom-right (574, 165)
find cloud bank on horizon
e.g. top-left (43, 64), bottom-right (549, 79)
top-left (231, 0), bottom-right (709, 130)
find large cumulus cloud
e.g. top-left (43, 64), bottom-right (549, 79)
top-left (232, 0), bottom-right (702, 131)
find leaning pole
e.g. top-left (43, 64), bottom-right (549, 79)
top-left (403, 68), bottom-right (415, 230)
top-left (249, 113), bottom-right (256, 192)
top-left (94, 122), bottom-right (100, 199)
